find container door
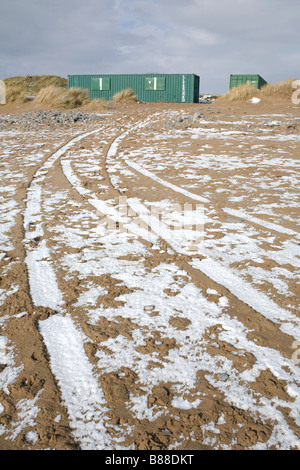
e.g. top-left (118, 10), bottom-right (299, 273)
top-left (100, 77), bottom-right (111, 91)
top-left (145, 77), bottom-right (165, 91)
top-left (91, 77), bottom-right (111, 91)
top-left (91, 78), bottom-right (100, 91)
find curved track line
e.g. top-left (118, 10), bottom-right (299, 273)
top-left (222, 207), bottom-right (299, 238)
top-left (27, 114), bottom-right (300, 449)
top-left (123, 157), bottom-right (298, 238)
top-left (103, 120), bottom-right (300, 341)
top-left (58, 125), bottom-right (300, 374)
top-left (24, 127), bottom-right (103, 309)
top-left (23, 126), bottom-right (122, 449)
top-left (108, 122), bottom-right (298, 239)
top-left (124, 158), bottom-right (210, 203)
top-left (125, 197), bottom-right (300, 340)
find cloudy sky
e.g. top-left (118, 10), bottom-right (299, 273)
top-left (1, 0), bottom-right (299, 93)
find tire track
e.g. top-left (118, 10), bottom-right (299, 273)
top-left (24, 127), bottom-right (104, 309)
top-left (22, 124), bottom-right (125, 449)
top-left (102, 117), bottom-right (300, 346)
top-left (61, 114), bottom-right (300, 449)
top-left (0, 131), bottom-right (85, 450)
top-left (4, 108), bottom-right (298, 450)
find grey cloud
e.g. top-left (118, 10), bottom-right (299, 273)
top-left (0, 0), bottom-right (299, 93)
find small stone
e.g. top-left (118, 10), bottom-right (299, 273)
top-left (160, 429), bottom-right (172, 434)
top-left (144, 305), bottom-right (155, 312)
top-left (218, 373), bottom-right (229, 381)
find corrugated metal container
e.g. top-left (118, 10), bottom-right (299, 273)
top-left (229, 74), bottom-right (267, 90)
top-left (68, 74), bottom-right (200, 103)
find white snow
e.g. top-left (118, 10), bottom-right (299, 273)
top-left (223, 207), bottom-right (298, 236)
top-left (24, 431), bottom-right (39, 445)
top-left (124, 158), bottom-right (210, 203)
top-left (191, 257), bottom-right (300, 340)
top-left (39, 314), bottom-right (115, 450)
top-left (10, 392), bottom-right (41, 441)
top-left (250, 97), bottom-right (261, 104)
top-left (25, 241), bottom-right (64, 311)
top-left (1, 112), bottom-right (299, 450)
top-left (171, 397), bottom-right (202, 410)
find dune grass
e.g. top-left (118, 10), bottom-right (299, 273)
top-left (60, 87), bottom-right (90, 108)
top-left (34, 85), bottom-right (64, 106)
top-left (5, 85), bottom-right (30, 104)
top-left (260, 78), bottom-right (296, 96)
top-left (3, 75), bottom-right (68, 103)
top-left (219, 82), bottom-right (259, 101)
top-left (84, 98), bottom-right (109, 111)
top-left (112, 88), bottom-right (137, 103)
top-left (218, 78), bottom-right (296, 102)
top-left (4, 75), bottom-right (67, 94)
top-left (34, 85), bottom-right (91, 109)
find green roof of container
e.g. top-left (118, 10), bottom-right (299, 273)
top-left (68, 73), bottom-right (200, 103)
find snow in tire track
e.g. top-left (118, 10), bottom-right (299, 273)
top-left (23, 126), bottom-right (122, 449)
top-left (104, 116), bottom-right (300, 341)
top-left (20, 112), bottom-right (300, 449)
top-left (76, 115), bottom-right (300, 448)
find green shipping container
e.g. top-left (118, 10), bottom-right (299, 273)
top-left (68, 73), bottom-right (200, 103)
top-left (229, 74), bottom-right (267, 90)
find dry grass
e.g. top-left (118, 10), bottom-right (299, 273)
top-left (112, 88), bottom-right (137, 103)
top-left (60, 87), bottom-right (90, 108)
top-left (3, 75), bottom-right (67, 95)
top-left (34, 85), bottom-right (65, 105)
top-left (260, 78), bottom-right (296, 96)
top-left (34, 86), bottom-right (91, 109)
top-left (84, 98), bottom-right (109, 111)
top-left (218, 78), bottom-right (297, 102)
top-left (3, 75), bottom-right (68, 104)
top-left (218, 82), bottom-right (258, 101)
top-left (5, 85), bottom-right (30, 104)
